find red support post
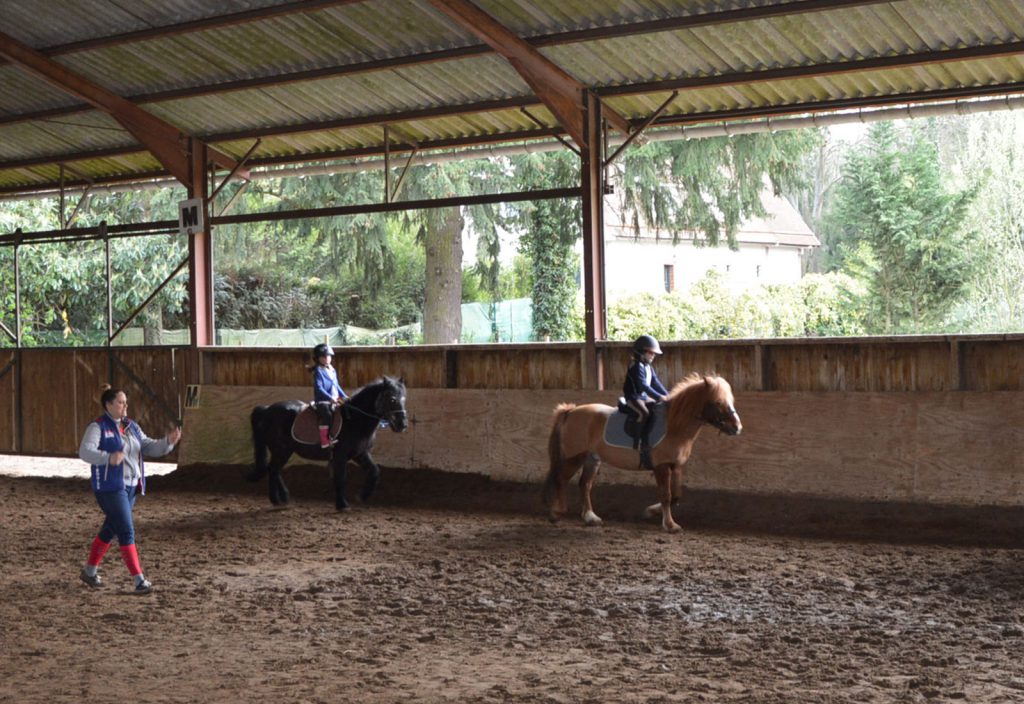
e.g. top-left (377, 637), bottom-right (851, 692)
top-left (187, 138), bottom-right (215, 347)
top-left (580, 91), bottom-right (606, 390)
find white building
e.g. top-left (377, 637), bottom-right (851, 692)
top-left (601, 191), bottom-right (819, 299)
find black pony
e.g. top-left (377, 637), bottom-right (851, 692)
top-left (248, 376), bottom-right (408, 509)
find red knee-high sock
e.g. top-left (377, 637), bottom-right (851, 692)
top-left (119, 544), bottom-right (143, 576)
top-left (87, 536), bottom-right (112, 567)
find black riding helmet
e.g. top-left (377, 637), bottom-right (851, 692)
top-left (633, 334), bottom-right (662, 356)
top-left (312, 342), bottom-right (334, 360)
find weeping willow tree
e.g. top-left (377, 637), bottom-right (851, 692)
top-left (614, 131), bottom-right (820, 248)
top-left (397, 158), bottom-right (502, 344)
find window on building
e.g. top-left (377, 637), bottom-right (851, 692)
top-left (663, 264), bottom-right (675, 293)
top-left (756, 264), bottom-right (762, 277)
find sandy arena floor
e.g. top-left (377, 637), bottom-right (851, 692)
top-left (1, 457), bottom-right (1023, 703)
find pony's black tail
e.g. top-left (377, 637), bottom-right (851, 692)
top-left (542, 404), bottom-right (575, 509)
top-left (248, 405), bottom-right (270, 482)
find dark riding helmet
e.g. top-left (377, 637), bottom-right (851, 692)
top-left (633, 334), bottom-right (662, 355)
top-left (312, 342), bottom-right (334, 360)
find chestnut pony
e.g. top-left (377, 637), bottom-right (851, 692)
top-left (543, 374), bottom-right (742, 532)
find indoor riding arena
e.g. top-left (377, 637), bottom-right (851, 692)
top-left (2, 2), bottom-right (1024, 703)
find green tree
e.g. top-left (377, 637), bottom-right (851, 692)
top-left (503, 152), bottom-right (580, 341)
top-left (1, 189), bottom-right (188, 346)
top-left (827, 121), bottom-right (978, 333)
top-left (396, 159), bottom-right (502, 344)
top-left (615, 131), bottom-right (820, 248)
top-left (936, 112), bottom-right (1024, 332)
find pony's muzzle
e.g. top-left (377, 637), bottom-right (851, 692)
top-left (389, 411), bottom-right (409, 432)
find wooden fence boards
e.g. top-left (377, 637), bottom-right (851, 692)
top-left (0, 349), bottom-right (14, 451)
top-left (180, 385), bottom-right (1024, 507)
top-left (5, 336), bottom-right (1024, 509)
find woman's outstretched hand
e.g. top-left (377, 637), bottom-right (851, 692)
top-left (166, 426), bottom-right (182, 445)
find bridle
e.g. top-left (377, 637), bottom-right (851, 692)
top-left (345, 385), bottom-right (407, 427)
top-left (704, 402), bottom-right (740, 434)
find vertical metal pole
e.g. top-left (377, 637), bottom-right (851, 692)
top-left (102, 219), bottom-right (114, 383)
top-left (103, 220), bottom-right (112, 343)
top-left (13, 230), bottom-right (21, 348)
top-left (59, 164), bottom-right (65, 230)
top-left (580, 91), bottom-right (606, 390)
top-left (13, 231), bottom-right (22, 451)
top-left (384, 125), bottom-right (391, 203)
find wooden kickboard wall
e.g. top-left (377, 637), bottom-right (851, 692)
top-left (180, 385), bottom-right (1024, 507)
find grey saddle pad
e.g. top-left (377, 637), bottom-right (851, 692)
top-left (603, 402), bottom-right (668, 450)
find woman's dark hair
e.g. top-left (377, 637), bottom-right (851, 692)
top-left (99, 385), bottom-right (125, 407)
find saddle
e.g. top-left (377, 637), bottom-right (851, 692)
top-left (617, 397), bottom-right (649, 448)
top-left (604, 399), bottom-right (667, 453)
top-left (290, 403), bottom-right (344, 446)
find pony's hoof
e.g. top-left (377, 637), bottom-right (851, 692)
top-left (643, 503), bottom-right (661, 519)
top-left (662, 523), bottom-right (682, 533)
top-left (582, 510), bottom-right (603, 526)
top-left (336, 504), bottom-right (351, 512)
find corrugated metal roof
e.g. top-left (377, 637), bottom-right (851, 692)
top-left (1, 0), bottom-right (1023, 194)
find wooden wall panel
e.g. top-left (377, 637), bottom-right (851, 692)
top-left (456, 346), bottom-right (583, 389)
top-left (334, 348), bottom-right (445, 388)
top-left (634, 342), bottom-right (759, 393)
top-left (0, 349), bottom-right (14, 452)
top-left (206, 347), bottom-right (445, 388)
top-left (20, 349), bottom-right (81, 454)
top-left (206, 348), bottom-right (309, 386)
top-left (765, 340), bottom-right (954, 391)
top-left (180, 385), bottom-right (305, 466)
top-left (181, 385), bottom-right (1024, 508)
top-left (962, 339), bottom-right (1024, 391)
top-left (70, 349), bottom-right (109, 454)
top-left (111, 348), bottom-right (186, 443)
top-left (12, 347), bottom-right (189, 459)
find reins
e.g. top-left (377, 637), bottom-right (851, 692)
top-left (342, 382), bottom-right (408, 427)
top-left (343, 400), bottom-right (383, 422)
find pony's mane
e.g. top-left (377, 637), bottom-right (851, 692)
top-left (351, 376), bottom-right (403, 401)
top-left (665, 373), bottom-right (732, 425)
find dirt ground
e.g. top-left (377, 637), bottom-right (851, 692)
top-left (2, 460), bottom-right (1024, 704)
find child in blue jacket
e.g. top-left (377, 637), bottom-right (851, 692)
top-left (623, 334), bottom-right (669, 468)
top-left (311, 343), bottom-right (348, 448)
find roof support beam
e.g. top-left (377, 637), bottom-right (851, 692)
top-left (5, 36), bottom-right (1024, 170)
top-left (0, 0), bottom-right (891, 130)
top-left (425, 0), bottom-right (631, 146)
top-left (0, 0), bottom-right (365, 66)
top-left (604, 91), bottom-right (678, 168)
top-left (0, 30), bottom-right (242, 187)
top-left (7, 77), bottom-right (1024, 196)
top-left (597, 40), bottom-right (1024, 97)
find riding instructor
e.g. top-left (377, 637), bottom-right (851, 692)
top-left (78, 385), bottom-right (181, 595)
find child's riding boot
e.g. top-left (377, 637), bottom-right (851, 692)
top-left (318, 426), bottom-right (330, 448)
top-left (639, 417), bottom-right (655, 470)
